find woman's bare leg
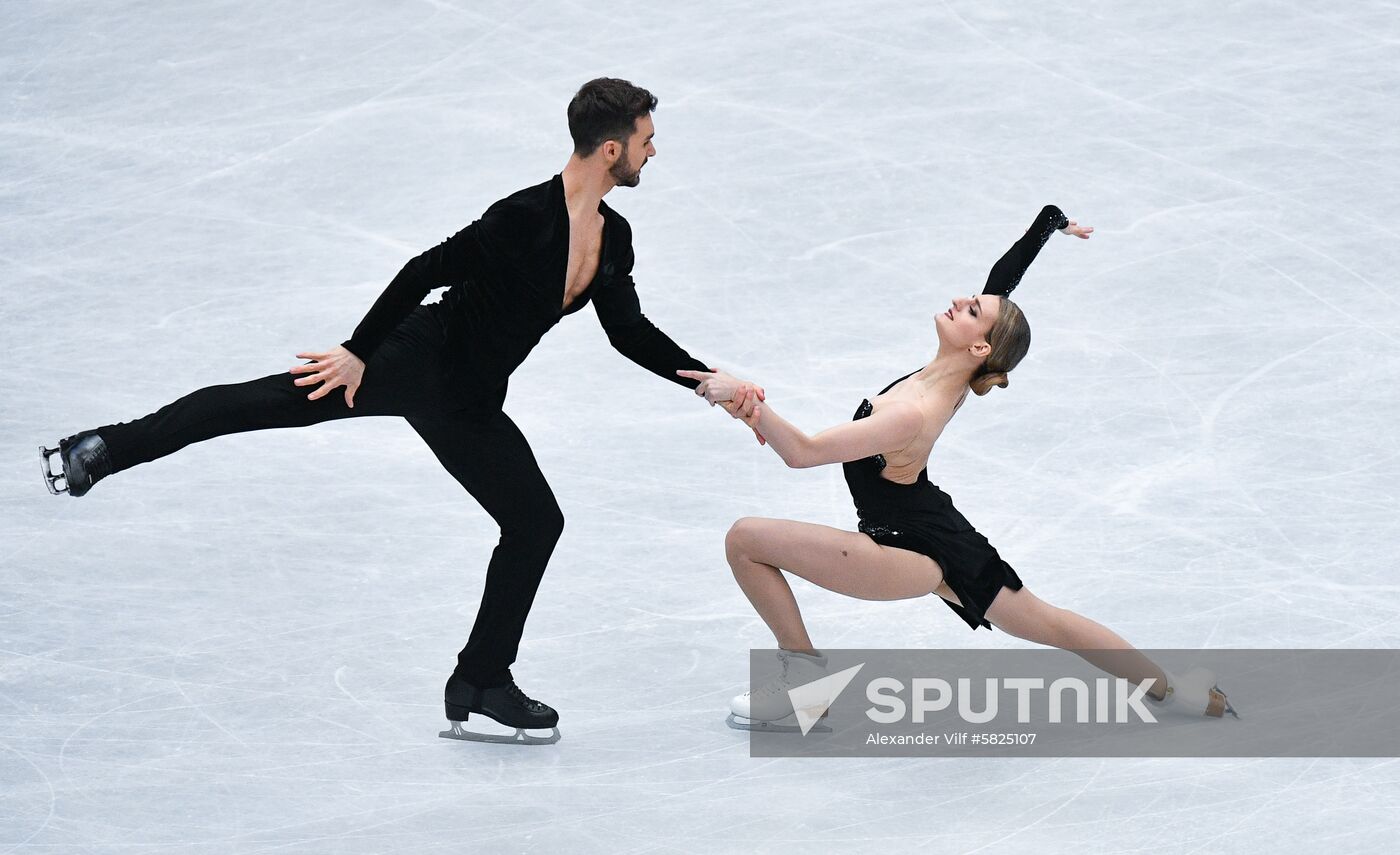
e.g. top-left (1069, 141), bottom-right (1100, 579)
top-left (724, 516), bottom-right (946, 654)
top-left (983, 586), bottom-right (1169, 700)
top-left (725, 515), bottom-right (1170, 700)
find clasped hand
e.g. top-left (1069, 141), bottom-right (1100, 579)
top-left (676, 369), bottom-right (767, 445)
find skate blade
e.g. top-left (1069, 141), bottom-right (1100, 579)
top-left (1213, 685), bottom-right (1241, 719)
top-left (725, 712), bottom-right (831, 734)
top-left (39, 446), bottom-right (67, 495)
top-left (438, 720), bottom-right (560, 745)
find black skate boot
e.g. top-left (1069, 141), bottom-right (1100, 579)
top-left (439, 674), bottom-right (561, 745)
top-left (40, 430), bottom-right (113, 497)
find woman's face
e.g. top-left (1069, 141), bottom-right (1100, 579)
top-left (935, 293), bottom-right (1000, 350)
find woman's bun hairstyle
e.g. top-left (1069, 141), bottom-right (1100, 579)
top-left (969, 371), bottom-right (1009, 396)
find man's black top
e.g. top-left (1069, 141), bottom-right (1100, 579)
top-left (342, 174), bottom-right (709, 394)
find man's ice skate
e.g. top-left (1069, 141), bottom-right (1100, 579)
top-left (1145, 666), bottom-right (1241, 720)
top-left (726, 649), bottom-right (832, 734)
top-left (40, 430), bottom-right (113, 497)
top-left (438, 675), bottom-right (561, 745)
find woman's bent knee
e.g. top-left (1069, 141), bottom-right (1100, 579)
top-left (725, 517), bottom-right (763, 560)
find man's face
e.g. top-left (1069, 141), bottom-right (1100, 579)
top-left (608, 113), bottom-right (656, 187)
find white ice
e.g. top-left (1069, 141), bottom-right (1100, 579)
top-left (3, 0), bottom-right (1399, 852)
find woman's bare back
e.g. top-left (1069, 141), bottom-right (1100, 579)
top-left (865, 378), bottom-right (969, 485)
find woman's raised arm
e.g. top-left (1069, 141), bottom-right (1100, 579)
top-left (982, 205), bottom-right (1090, 298)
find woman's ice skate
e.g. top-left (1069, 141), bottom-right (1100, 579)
top-left (1146, 666), bottom-right (1241, 720)
top-left (726, 649), bottom-right (833, 733)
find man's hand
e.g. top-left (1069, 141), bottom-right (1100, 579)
top-left (289, 345), bottom-right (365, 408)
top-left (677, 369), bottom-right (766, 415)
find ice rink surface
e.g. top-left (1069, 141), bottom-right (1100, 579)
top-left (4, 0), bottom-right (1399, 851)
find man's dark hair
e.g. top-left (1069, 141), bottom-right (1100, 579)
top-left (568, 78), bottom-right (657, 157)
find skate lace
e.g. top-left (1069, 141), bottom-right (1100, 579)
top-left (749, 652), bottom-right (795, 700)
top-left (93, 439), bottom-right (113, 477)
top-left (507, 682), bottom-right (544, 712)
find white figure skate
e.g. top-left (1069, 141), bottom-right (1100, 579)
top-left (726, 649), bottom-right (832, 734)
top-left (1146, 666), bottom-right (1240, 719)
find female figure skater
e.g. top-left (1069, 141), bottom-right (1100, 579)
top-left (681, 205), bottom-right (1238, 730)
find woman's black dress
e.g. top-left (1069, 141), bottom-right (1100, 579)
top-left (839, 203), bottom-right (1069, 631)
top-left (842, 370), bottom-right (1022, 631)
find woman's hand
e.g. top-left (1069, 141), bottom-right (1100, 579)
top-left (289, 345), bottom-right (365, 408)
top-left (1059, 219), bottom-right (1094, 239)
top-left (719, 399), bottom-right (767, 445)
top-left (737, 401), bottom-right (763, 431)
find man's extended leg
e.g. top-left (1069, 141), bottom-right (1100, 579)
top-left (406, 405), bottom-right (564, 689)
top-left (84, 306), bottom-right (449, 476)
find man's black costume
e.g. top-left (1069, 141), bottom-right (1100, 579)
top-left (73, 175), bottom-right (710, 728)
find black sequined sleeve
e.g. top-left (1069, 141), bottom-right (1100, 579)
top-left (982, 205), bottom-right (1070, 298)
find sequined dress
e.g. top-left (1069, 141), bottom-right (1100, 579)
top-left (842, 371), bottom-right (1023, 631)
top-left (839, 203), bottom-right (1070, 631)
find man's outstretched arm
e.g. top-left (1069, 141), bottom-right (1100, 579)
top-left (590, 228), bottom-right (711, 389)
top-left (592, 273), bottom-right (711, 389)
top-left (589, 231), bottom-right (766, 429)
top-left (590, 251), bottom-right (768, 444)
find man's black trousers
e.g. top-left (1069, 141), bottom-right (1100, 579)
top-left (95, 304), bottom-right (560, 689)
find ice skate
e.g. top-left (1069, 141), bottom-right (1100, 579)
top-left (1145, 666), bottom-right (1240, 720)
top-left (40, 430), bottom-right (113, 497)
top-left (438, 675), bottom-right (561, 745)
top-left (726, 649), bottom-right (833, 734)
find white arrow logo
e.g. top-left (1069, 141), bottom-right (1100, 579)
top-left (788, 663), bottom-right (866, 735)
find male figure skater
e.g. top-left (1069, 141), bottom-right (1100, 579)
top-left (40, 78), bottom-right (762, 744)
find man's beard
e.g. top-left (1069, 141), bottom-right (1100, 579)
top-left (609, 152), bottom-right (643, 187)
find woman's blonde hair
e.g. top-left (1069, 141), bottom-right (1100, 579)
top-left (968, 296), bottom-right (1031, 396)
